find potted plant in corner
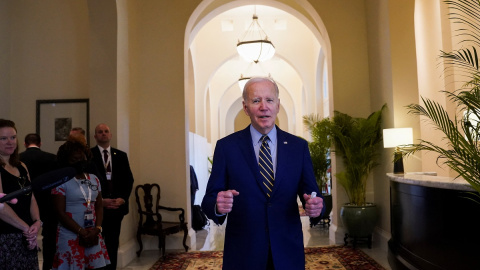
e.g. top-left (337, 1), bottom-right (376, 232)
top-left (303, 115), bottom-right (333, 227)
top-left (330, 105), bottom-right (386, 248)
top-left (401, 0), bottom-right (480, 197)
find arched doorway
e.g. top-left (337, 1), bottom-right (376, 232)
top-left (184, 0), bottom-right (333, 249)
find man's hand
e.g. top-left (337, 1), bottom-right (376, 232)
top-left (103, 198), bottom-right (125, 209)
top-left (303, 193), bottom-right (323, 218)
top-left (216, 190), bottom-right (240, 214)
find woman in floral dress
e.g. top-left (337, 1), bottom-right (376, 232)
top-left (52, 138), bottom-right (110, 269)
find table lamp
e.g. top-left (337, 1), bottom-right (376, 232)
top-left (383, 128), bottom-right (413, 174)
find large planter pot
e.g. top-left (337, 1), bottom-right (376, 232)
top-left (340, 203), bottom-right (378, 248)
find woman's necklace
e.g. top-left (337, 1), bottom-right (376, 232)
top-left (3, 163), bottom-right (30, 195)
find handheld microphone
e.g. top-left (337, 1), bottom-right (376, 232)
top-left (0, 167), bottom-right (76, 203)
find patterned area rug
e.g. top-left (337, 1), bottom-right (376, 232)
top-left (149, 246), bottom-right (385, 270)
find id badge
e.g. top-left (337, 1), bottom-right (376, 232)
top-left (84, 209), bottom-right (94, 228)
top-left (106, 172), bottom-right (112, 180)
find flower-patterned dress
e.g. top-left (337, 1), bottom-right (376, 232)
top-left (52, 174), bottom-right (110, 270)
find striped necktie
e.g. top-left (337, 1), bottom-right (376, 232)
top-left (259, 135), bottom-right (274, 197)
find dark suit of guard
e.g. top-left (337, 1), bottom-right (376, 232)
top-left (91, 146), bottom-right (134, 270)
top-left (202, 126), bottom-right (321, 270)
top-left (19, 146), bottom-right (58, 270)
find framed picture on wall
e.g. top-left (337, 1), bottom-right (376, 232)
top-left (36, 99), bottom-right (89, 154)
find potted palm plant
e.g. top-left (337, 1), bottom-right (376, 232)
top-left (303, 115), bottom-right (333, 226)
top-left (304, 105), bottom-right (385, 245)
top-left (330, 105), bottom-right (386, 247)
top-left (401, 0), bottom-right (480, 196)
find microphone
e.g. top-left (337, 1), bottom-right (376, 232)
top-left (0, 167), bottom-right (76, 203)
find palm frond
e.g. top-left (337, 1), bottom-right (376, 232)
top-left (330, 104), bottom-right (386, 205)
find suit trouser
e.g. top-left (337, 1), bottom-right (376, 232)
top-left (267, 245), bottom-right (274, 270)
top-left (41, 223), bottom-right (57, 270)
top-left (102, 209), bottom-right (124, 270)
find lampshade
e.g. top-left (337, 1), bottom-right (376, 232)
top-left (383, 128), bottom-right (413, 148)
top-left (237, 15), bottom-right (275, 63)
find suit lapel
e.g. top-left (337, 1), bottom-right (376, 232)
top-left (237, 126), bottom-right (259, 178)
top-left (92, 147), bottom-right (106, 175)
top-left (110, 148), bottom-right (118, 174)
top-left (271, 127), bottom-right (288, 197)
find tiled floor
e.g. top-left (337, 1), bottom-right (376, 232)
top-left (39, 225), bottom-right (391, 269)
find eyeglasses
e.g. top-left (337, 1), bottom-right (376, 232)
top-left (80, 180), bottom-right (98, 191)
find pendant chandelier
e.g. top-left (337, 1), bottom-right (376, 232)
top-left (238, 75), bottom-right (251, 91)
top-left (237, 14), bottom-right (275, 63)
top-left (238, 61), bottom-right (272, 92)
top-left (238, 73), bottom-right (274, 92)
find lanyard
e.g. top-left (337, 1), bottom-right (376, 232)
top-left (75, 173), bottom-right (92, 207)
top-left (104, 152), bottom-right (111, 171)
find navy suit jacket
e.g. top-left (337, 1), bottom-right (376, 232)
top-left (202, 126), bottom-right (321, 270)
top-left (19, 147), bottom-right (57, 180)
top-left (91, 146), bottom-right (134, 216)
top-left (19, 147), bottom-right (58, 226)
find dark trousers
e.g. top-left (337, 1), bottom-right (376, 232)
top-left (102, 209), bottom-right (124, 270)
top-left (267, 246), bottom-right (274, 270)
top-left (41, 222), bottom-right (57, 270)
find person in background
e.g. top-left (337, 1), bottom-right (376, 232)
top-left (70, 127), bottom-right (87, 146)
top-left (0, 119), bottom-right (41, 270)
top-left (201, 77), bottom-right (324, 270)
top-left (52, 137), bottom-right (110, 270)
top-left (20, 133), bottom-right (58, 179)
top-left (91, 123), bottom-right (134, 270)
top-left (19, 133), bottom-right (58, 270)
top-left (70, 127), bottom-right (86, 136)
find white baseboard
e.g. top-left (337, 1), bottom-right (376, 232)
top-left (118, 234), bottom-right (192, 268)
top-left (372, 227), bottom-right (390, 251)
top-left (117, 239), bottom-right (138, 268)
top-left (330, 223), bottom-right (347, 245)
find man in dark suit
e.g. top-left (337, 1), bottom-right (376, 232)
top-left (91, 123), bottom-right (134, 270)
top-left (202, 77), bottom-right (324, 270)
top-left (19, 133), bottom-right (58, 270)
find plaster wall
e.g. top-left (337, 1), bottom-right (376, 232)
top-left (5, 0), bottom-right (90, 142)
top-left (0, 0), bottom-right (10, 118)
top-left (307, 0), bottom-right (372, 243)
top-left (414, 0), bottom-right (451, 176)
top-left (1, 0), bottom-right (465, 266)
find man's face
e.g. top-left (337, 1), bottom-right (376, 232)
top-left (243, 80), bottom-right (280, 134)
top-left (94, 124), bottom-right (112, 145)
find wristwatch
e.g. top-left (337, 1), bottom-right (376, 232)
top-left (96, 225), bottom-right (103, 233)
top-left (33, 219), bottom-right (43, 227)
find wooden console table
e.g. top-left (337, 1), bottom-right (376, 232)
top-left (388, 173), bottom-right (480, 270)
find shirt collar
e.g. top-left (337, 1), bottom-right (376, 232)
top-left (250, 125), bottom-right (277, 146)
top-left (98, 145), bottom-right (111, 153)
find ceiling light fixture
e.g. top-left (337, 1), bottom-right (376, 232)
top-left (237, 62), bottom-right (272, 92)
top-left (238, 75), bottom-right (251, 91)
top-left (237, 14), bottom-right (275, 63)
